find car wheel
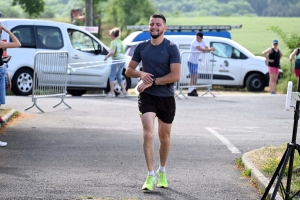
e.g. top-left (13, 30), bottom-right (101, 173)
top-left (105, 71), bottom-right (131, 95)
top-left (246, 74), bottom-right (266, 92)
top-left (11, 68), bottom-right (33, 96)
top-left (67, 89), bottom-right (87, 96)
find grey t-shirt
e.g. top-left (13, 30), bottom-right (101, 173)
top-left (132, 38), bottom-right (181, 97)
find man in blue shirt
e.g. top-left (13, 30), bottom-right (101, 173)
top-left (125, 14), bottom-right (181, 191)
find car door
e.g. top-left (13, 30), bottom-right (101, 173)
top-left (66, 28), bottom-right (109, 87)
top-left (33, 22), bottom-right (71, 85)
top-left (210, 41), bottom-right (243, 86)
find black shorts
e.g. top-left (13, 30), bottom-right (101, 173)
top-left (138, 92), bottom-right (176, 124)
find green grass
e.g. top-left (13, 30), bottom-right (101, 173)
top-left (166, 16), bottom-right (300, 55)
top-left (248, 144), bottom-right (300, 196)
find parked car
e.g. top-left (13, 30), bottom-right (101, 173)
top-left (0, 19), bottom-right (139, 96)
top-left (123, 32), bottom-right (281, 92)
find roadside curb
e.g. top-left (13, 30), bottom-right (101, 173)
top-left (242, 151), bottom-right (283, 200)
top-left (1, 109), bottom-right (17, 125)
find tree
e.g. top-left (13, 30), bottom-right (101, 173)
top-left (12, 0), bottom-right (45, 18)
top-left (105, 0), bottom-right (156, 33)
top-left (269, 26), bottom-right (300, 54)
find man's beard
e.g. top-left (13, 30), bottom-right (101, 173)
top-left (150, 30), bottom-right (163, 39)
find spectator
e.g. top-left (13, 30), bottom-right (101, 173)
top-left (0, 24), bottom-right (21, 146)
top-left (262, 39), bottom-right (282, 94)
top-left (104, 28), bottom-right (127, 97)
top-left (289, 42), bottom-right (300, 87)
top-left (187, 32), bottom-right (215, 97)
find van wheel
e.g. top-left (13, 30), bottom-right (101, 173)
top-left (67, 90), bottom-right (87, 96)
top-left (246, 74), bottom-right (266, 92)
top-left (105, 71), bottom-right (131, 95)
top-left (11, 68), bottom-right (33, 96)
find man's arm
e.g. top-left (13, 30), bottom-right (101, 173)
top-left (126, 60), bottom-right (154, 85)
top-left (154, 63), bottom-right (181, 85)
top-left (195, 46), bottom-right (214, 52)
top-left (125, 60), bottom-right (142, 78)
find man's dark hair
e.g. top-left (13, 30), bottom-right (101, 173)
top-left (150, 14), bottom-right (166, 24)
top-left (196, 32), bottom-right (203, 38)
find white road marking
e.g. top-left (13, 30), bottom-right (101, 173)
top-left (205, 127), bottom-right (241, 154)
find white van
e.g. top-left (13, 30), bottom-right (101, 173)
top-left (0, 19), bottom-right (139, 96)
top-left (124, 33), bottom-right (278, 92)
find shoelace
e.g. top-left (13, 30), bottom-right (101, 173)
top-left (158, 172), bottom-right (166, 181)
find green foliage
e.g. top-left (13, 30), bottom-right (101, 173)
top-left (236, 156), bottom-right (244, 168)
top-left (104, 0), bottom-right (156, 31)
top-left (12, 0), bottom-right (45, 18)
top-left (151, 0), bottom-right (300, 17)
top-left (153, 0), bottom-right (256, 17)
top-left (268, 26), bottom-right (300, 53)
top-left (39, 8), bottom-right (55, 19)
top-left (0, 7), bottom-right (24, 18)
top-left (242, 169), bottom-right (251, 177)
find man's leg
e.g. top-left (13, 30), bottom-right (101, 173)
top-left (156, 118), bottom-right (172, 188)
top-left (141, 112), bottom-right (156, 171)
top-left (141, 112), bottom-right (157, 190)
top-left (158, 118), bottom-right (172, 167)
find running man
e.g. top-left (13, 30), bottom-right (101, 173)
top-left (125, 14), bottom-right (181, 191)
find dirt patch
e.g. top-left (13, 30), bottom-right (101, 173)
top-left (0, 112), bottom-right (36, 134)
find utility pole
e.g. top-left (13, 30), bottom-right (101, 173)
top-left (85, 0), bottom-right (93, 26)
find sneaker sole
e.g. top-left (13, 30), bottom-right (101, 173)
top-left (157, 185), bottom-right (168, 188)
top-left (142, 181), bottom-right (156, 191)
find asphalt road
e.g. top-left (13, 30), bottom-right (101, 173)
top-left (0, 93), bottom-right (294, 200)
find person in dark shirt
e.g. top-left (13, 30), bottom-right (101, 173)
top-left (262, 39), bottom-right (282, 94)
top-left (125, 14), bottom-right (181, 191)
top-left (0, 24), bottom-right (21, 146)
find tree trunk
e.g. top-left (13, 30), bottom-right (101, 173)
top-left (85, 0), bottom-right (93, 26)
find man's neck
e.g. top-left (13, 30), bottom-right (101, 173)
top-left (151, 36), bottom-right (164, 46)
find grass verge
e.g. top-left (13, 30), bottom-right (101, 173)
top-left (247, 144), bottom-right (300, 197)
top-left (0, 108), bottom-right (12, 117)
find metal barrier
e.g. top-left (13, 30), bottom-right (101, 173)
top-left (175, 51), bottom-right (215, 99)
top-left (25, 51), bottom-right (71, 113)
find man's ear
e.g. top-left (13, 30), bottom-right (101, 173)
top-left (164, 25), bottom-right (168, 32)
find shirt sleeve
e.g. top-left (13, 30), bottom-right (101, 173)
top-left (110, 40), bottom-right (116, 51)
top-left (191, 40), bottom-right (198, 48)
top-left (131, 43), bottom-right (142, 63)
top-left (169, 44), bottom-right (181, 64)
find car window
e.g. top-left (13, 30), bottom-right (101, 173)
top-left (211, 42), bottom-right (246, 59)
top-left (35, 26), bottom-right (63, 50)
top-left (68, 29), bottom-right (101, 54)
top-left (11, 25), bottom-right (35, 48)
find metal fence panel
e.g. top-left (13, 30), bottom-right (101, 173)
top-left (175, 51), bottom-right (215, 99)
top-left (25, 51), bottom-right (71, 112)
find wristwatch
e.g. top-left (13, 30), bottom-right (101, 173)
top-left (152, 78), bottom-right (156, 85)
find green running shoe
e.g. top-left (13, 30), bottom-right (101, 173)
top-left (156, 171), bottom-right (168, 188)
top-left (142, 175), bottom-right (156, 191)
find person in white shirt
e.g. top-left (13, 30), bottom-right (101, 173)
top-left (187, 32), bottom-right (215, 96)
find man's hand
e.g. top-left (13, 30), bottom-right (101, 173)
top-left (140, 72), bottom-right (154, 85)
top-left (137, 82), bottom-right (152, 93)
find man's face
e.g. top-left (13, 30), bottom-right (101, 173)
top-left (149, 18), bottom-right (166, 39)
top-left (196, 36), bottom-right (202, 42)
